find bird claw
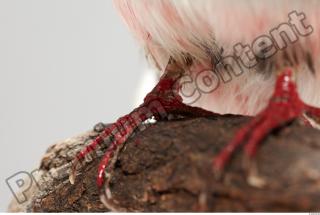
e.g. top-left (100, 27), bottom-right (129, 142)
top-left (69, 67), bottom-right (217, 189)
top-left (212, 68), bottom-right (320, 179)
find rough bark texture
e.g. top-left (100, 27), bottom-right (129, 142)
top-left (8, 115), bottom-right (320, 212)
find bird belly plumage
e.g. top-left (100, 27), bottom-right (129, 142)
top-left (114, 0), bottom-right (320, 115)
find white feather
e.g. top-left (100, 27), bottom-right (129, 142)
top-left (114, 0), bottom-right (320, 115)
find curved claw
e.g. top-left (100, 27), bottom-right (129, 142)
top-left (69, 135), bottom-right (105, 184)
top-left (69, 159), bottom-right (82, 185)
top-left (69, 69), bottom-right (218, 189)
top-left (97, 147), bottom-right (115, 188)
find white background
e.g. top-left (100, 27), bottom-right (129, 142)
top-left (0, 0), bottom-right (151, 211)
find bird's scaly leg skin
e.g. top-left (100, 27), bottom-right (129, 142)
top-left (69, 61), bottom-right (217, 188)
top-left (213, 68), bottom-right (320, 174)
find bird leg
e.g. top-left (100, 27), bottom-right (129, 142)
top-left (212, 68), bottom-right (320, 174)
top-left (69, 60), bottom-right (217, 188)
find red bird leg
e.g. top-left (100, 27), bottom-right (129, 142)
top-left (69, 134), bottom-right (105, 184)
top-left (96, 114), bottom-right (145, 187)
top-left (213, 68), bottom-right (320, 173)
top-left (212, 114), bottom-right (266, 171)
top-left (70, 60), bottom-right (217, 188)
top-left (70, 112), bottom-right (148, 186)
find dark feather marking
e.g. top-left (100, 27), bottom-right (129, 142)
top-left (306, 52), bottom-right (315, 75)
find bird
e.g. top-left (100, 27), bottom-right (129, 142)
top-left (69, 0), bottom-right (320, 198)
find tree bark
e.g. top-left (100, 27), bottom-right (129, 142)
top-left (8, 115), bottom-right (320, 212)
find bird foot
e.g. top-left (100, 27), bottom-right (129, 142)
top-left (69, 63), bottom-right (217, 189)
top-left (212, 68), bottom-right (320, 175)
